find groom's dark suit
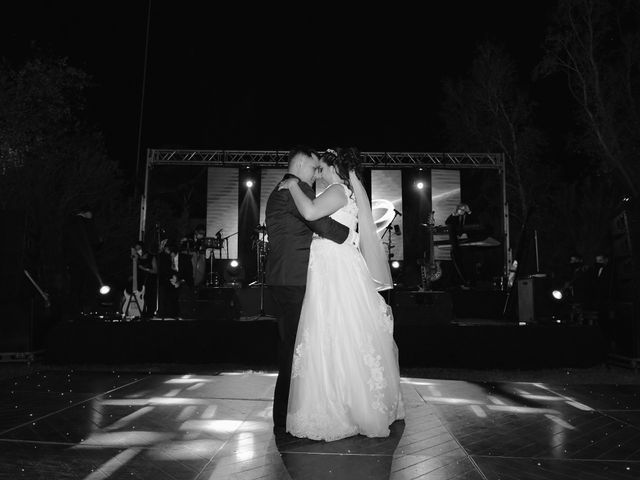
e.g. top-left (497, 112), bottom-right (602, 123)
top-left (266, 174), bottom-right (350, 429)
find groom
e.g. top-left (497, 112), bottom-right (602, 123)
top-left (266, 146), bottom-right (356, 432)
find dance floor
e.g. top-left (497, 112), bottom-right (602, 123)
top-left (1, 370), bottom-right (639, 479)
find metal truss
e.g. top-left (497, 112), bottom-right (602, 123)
top-left (141, 148), bottom-right (509, 275)
top-left (147, 149), bottom-right (504, 169)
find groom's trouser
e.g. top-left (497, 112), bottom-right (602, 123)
top-left (270, 285), bottom-right (306, 428)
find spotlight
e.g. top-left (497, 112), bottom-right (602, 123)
top-left (391, 261), bottom-right (400, 269)
top-left (416, 182), bottom-right (425, 190)
top-left (552, 289), bottom-right (563, 300)
top-left (245, 180), bottom-right (254, 188)
top-left (99, 285), bottom-right (111, 295)
top-left (623, 196), bottom-right (630, 203)
top-left (224, 260), bottom-right (244, 287)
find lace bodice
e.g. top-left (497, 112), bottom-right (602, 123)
top-left (327, 183), bottom-right (358, 231)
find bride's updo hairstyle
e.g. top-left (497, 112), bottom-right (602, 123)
top-left (320, 147), bottom-right (363, 192)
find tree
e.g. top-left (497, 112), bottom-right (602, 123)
top-left (441, 43), bottom-right (549, 228)
top-left (0, 57), bottom-right (137, 293)
top-left (537, 0), bottom-right (640, 196)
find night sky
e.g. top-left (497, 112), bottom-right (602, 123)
top-left (2, 1), bottom-right (559, 174)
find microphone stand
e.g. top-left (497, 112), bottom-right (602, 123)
top-left (154, 224), bottom-right (163, 316)
top-left (380, 210), bottom-right (400, 302)
top-left (247, 227), bottom-right (275, 321)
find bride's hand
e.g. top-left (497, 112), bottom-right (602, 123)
top-left (278, 178), bottom-right (299, 191)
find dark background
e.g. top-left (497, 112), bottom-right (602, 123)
top-left (0, 1), bottom-right (559, 172)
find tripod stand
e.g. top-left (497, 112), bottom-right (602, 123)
top-left (380, 210), bottom-right (401, 262)
top-left (248, 225), bottom-right (275, 321)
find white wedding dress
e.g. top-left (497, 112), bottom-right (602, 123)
top-left (286, 183), bottom-right (405, 441)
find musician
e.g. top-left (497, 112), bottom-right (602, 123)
top-left (62, 205), bottom-right (103, 316)
top-left (132, 241), bottom-right (157, 317)
top-left (562, 253), bottom-right (589, 324)
top-left (155, 239), bottom-right (172, 318)
top-left (586, 252), bottom-right (615, 349)
top-left (180, 225), bottom-right (207, 287)
top-left (162, 244), bottom-right (194, 318)
top-left (180, 224), bottom-right (206, 252)
top-left (445, 203), bottom-right (473, 288)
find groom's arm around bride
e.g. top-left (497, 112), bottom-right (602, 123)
top-left (265, 147), bottom-right (354, 431)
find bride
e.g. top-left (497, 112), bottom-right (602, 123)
top-left (278, 147), bottom-right (404, 441)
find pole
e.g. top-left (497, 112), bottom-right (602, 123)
top-left (134, 0), bottom-right (152, 202)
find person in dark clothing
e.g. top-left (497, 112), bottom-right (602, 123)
top-left (131, 241), bottom-right (157, 317)
top-left (445, 203), bottom-right (473, 288)
top-left (563, 253), bottom-right (589, 324)
top-left (155, 240), bottom-right (173, 318)
top-left (265, 146), bottom-right (356, 432)
top-left (160, 243), bottom-right (194, 319)
top-left (588, 252), bottom-right (615, 349)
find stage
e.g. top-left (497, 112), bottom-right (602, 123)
top-left (0, 369), bottom-right (638, 479)
top-left (34, 286), bottom-right (607, 369)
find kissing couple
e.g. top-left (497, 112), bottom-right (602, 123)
top-left (265, 146), bottom-right (405, 442)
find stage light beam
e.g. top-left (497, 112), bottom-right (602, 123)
top-left (416, 182), bottom-right (425, 190)
top-left (99, 285), bottom-right (111, 295)
top-left (230, 260), bottom-right (239, 268)
top-left (552, 290), bottom-right (563, 300)
top-left (245, 180), bottom-right (254, 188)
top-left (391, 261), bottom-right (400, 269)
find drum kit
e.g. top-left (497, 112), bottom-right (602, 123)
top-left (190, 225), bottom-right (268, 288)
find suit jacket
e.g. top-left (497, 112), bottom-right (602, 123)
top-left (265, 174), bottom-right (350, 286)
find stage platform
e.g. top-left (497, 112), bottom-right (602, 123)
top-left (44, 317), bottom-right (607, 369)
top-left (0, 369), bottom-right (639, 479)
top-left (2, 286), bottom-right (608, 368)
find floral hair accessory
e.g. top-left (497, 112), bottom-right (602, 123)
top-left (325, 148), bottom-right (337, 157)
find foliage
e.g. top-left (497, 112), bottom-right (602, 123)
top-left (0, 57), bottom-right (137, 291)
top-left (537, 0), bottom-right (640, 196)
top-left (441, 43), bottom-right (550, 227)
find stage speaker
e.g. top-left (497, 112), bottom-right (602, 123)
top-left (517, 275), bottom-right (553, 323)
top-left (611, 207), bottom-right (640, 357)
top-left (390, 291), bottom-right (452, 325)
top-left (195, 288), bottom-right (241, 321)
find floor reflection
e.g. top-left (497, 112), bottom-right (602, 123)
top-left (1, 371), bottom-right (640, 479)
top-left (276, 420), bottom-right (405, 480)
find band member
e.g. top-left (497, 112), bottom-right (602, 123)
top-left (180, 225), bottom-right (207, 287)
top-left (562, 252), bottom-right (589, 324)
top-left (155, 239), bottom-right (172, 318)
top-left (132, 241), bottom-right (158, 317)
top-left (445, 203), bottom-right (472, 288)
top-left (587, 252), bottom-right (614, 349)
top-left (160, 243), bottom-right (194, 318)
